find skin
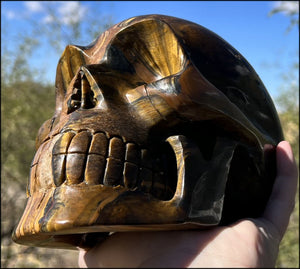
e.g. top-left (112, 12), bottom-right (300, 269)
top-left (78, 141), bottom-right (298, 268)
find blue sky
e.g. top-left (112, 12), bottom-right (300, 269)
top-left (1, 1), bottom-right (299, 105)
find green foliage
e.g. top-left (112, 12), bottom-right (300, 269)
top-left (1, 80), bottom-right (55, 184)
top-left (276, 62), bottom-right (299, 163)
top-left (276, 191), bottom-right (299, 268)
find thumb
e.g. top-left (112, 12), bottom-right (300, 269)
top-left (263, 141), bottom-right (298, 240)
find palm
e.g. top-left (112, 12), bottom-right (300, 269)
top-left (79, 219), bottom-right (277, 268)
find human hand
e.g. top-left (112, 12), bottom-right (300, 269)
top-left (78, 141), bottom-right (298, 268)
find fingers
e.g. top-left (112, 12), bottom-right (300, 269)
top-left (263, 141), bottom-right (298, 240)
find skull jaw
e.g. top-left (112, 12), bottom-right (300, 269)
top-left (13, 135), bottom-right (232, 249)
top-left (12, 184), bottom-right (214, 250)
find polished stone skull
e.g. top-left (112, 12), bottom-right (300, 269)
top-left (13, 14), bottom-right (283, 249)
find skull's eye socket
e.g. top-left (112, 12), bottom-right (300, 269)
top-left (67, 72), bottom-right (96, 114)
top-left (108, 19), bottom-right (186, 83)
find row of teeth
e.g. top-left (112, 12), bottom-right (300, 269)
top-left (50, 130), bottom-right (176, 200)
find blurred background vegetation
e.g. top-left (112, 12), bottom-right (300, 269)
top-left (1, 2), bottom-right (298, 268)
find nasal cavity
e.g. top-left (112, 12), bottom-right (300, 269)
top-left (67, 71), bottom-right (96, 114)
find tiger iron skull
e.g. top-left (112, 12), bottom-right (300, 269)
top-left (13, 14), bottom-right (283, 249)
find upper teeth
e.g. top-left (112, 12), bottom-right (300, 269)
top-left (45, 130), bottom-right (176, 200)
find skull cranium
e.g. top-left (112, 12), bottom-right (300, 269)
top-left (13, 14), bottom-right (283, 249)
